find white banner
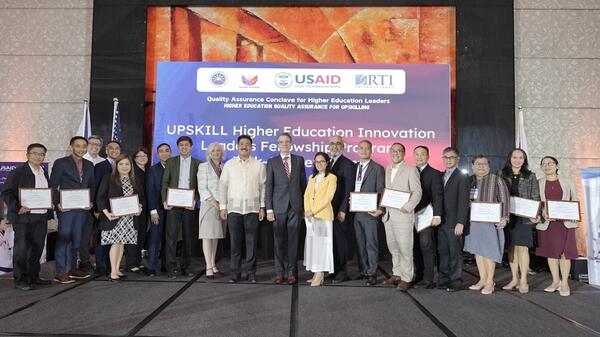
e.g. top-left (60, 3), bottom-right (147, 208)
top-left (580, 167), bottom-right (600, 286)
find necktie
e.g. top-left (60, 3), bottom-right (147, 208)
top-left (357, 164), bottom-right (364, 181)
top-left (283, 157), bottom-right (290, 178)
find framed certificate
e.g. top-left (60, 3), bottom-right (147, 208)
top-left (19, 188), bottom-right (52, 210)
top-left (380, 188), bottom-right (411, 209)
top-left (110, 194), bottom-right (140, 217)
top-left (470, 202), bottom-right (502, 223)
top-left (60, 189), bottom-right (91, 210)
top-left (510, 197), bottom-right (541, 218)
top-left (547, 200), bottom-right (580, 221)
top-left (166, 188), bottom-right (195, 208)
top-left (350, 192), bottom-right (378, 212)
top-left (415, 204), bottom-right (434, 233)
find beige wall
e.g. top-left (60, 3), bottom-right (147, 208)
top-left (515, 0), bottom-right (600, 254)
top-left (0, 0), bottom-right (93, 167)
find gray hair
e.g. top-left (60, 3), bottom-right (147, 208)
top-left (205, 142), bottom-right (226, 161)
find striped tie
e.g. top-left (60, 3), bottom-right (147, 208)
top-left (283, 156), bottom-right (290, 178)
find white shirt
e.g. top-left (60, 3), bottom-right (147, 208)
top-left (178, 156), bottom-right (191, 189)
top-left (444, 167), bottom-right (457, 186)
top-left (330, 154), bottom-right (342, 167)
top-left (390, 161), bottom-right (402, 185)
top-left (219, 156), bottom-right (266, 215)
top-left (28, 163), bottom-right (48, 214)
top-left (355, 160), bottom-right (370, 192)
top-left (83, 153), bottom-right (106, 166)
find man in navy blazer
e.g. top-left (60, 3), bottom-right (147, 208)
top-left (438, 146), bottom-right (470, 292)
top-left (328, 135), bottom-right (356, 282)
top-left (1, 143), bottom-right (54, 290)
top-left (266, 132), bottom-right (307, 284)
top-left (145, 143), bottom-right (172, 275)
top-left (49, 136), bottom-right (95, 283)
top-left (91, 140), bottom-right (120, 275)
top-left (413, 145), bottom-right (444, 289)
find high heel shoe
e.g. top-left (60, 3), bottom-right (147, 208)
top-left (206, 269), bottom-right (214, 280)
top-left (469, 282), bottom-right (485, 290)
top-left (544, 281), bottom-right (561, 293)
top-left (481, 283), bottom-right (496, 295)
top-left (518, 282), bottom-right (529, 294)
top-left (310, 272), bottom-right (324, 287)
top-left (559, 283), bottom-right (570, 297)
top-left (502, 280), bottom-right (518, 291)
top-left (212, 266), bottom-right (220, 274)
top-left (109, 274), bottom-right (120, 282)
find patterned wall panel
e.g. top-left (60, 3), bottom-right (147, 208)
top-left (0, 9), bottom-right (92, 55)
top-left (516, 58), bottom-right (600, 108)
top-left (0, 0), bottom-right (92, 9)
top-left (0, 55), bottom-right (91, 102)
top-left (515, 10), bottom-right (600, 58)
top-left (515, 0), bottom-right (600, 9)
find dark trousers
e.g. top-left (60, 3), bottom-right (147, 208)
top-left (415, 227), bottom-right (436, 283)
top-left (12, 214), bottom-right (47, 283)
top-left (147, 210), bottom-right (166, 271)
top-left (228, 212), bottom-right (259, 277)
top-left (78, 213), bottom-right (94, 267)
top-left (332, 214), bottom-right (352, 276)
top-left (165, 208), bottom-right (195, 272)
top-left (124, 214), bottom-right (148, 269)
top-left (273, 208), bottom-right (300, 276)
top-left (55, 210), bottom-right (88, 274)
top-left (437, 224), bottom-right (463, 287)
top-left (94, 228), bottom-right (109, 269)
top-left (353, 215), bottom-right (379, 276)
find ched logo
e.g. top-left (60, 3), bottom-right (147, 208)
top-left (241, 75), bottom-right (258, 86)
top-left (355, 74), bottom-right (393, 87)
top-left (274, 72), bottom-right (293, 88)
top-left (210, 71), bottom-right (227, 86)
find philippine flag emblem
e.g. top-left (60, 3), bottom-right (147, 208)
top-left (242, 75), bottom-right (258, 86)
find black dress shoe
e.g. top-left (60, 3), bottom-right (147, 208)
top-left (181, 269), bottom-right (194, 277)
top-left (14, 281), bottom-right (33, 291)
top-left (95, 267), bottom-right (109, 276)
top-left (167, 270), bottom-right (178, 279)
top-left (414, 280), bottom-right (435, 289)
top-left (30, 277), bottom-right (52, 285)
top-left (145, 269), bottom-right (156, 276)
top-left (366, 276), bottom-right (377, 286)
top-left (229, 275), bottom-right (241, 283)
top-left (446, 285), bottom-right (461, 292)
top-left (247, 274), bottom-right (256, 283)
top-left (436, 282), bottom-right (448, 290)
top-left (333, 274), bottom-right (351, 283)
top-left (79, 262), bottom-right (94, 274)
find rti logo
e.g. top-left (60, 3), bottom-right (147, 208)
top-left (209, 71), bottom-right (227, 86)
top-left (274, 72), bottom-right (293, 88)
top-left (355, 74), bottom-right (393, 88)
top-left (241, 75), bottom-right (258, 86)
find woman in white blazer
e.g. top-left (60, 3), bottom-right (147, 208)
top-left (535, 156), bottom-right (579, 296)
top-left (197, 142), bottom-right (227, 279)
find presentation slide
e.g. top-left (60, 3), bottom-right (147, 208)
top-left (153, 62), bottom-right (450, 169)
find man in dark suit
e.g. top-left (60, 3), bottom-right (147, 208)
top-left (146, 143), bottom-right (171, 276)
top-left (266, 132), bottom-right (307, 284)
top-left (351, 140), bottom-right (385, 286)
top-left (92, 140), bottom-right (121, 275)
top-left (413, 145), bottom-right (444, 289)
top-left (328, 135), bottom-right (356, 282)
top-left (1, 143), bottom-right (54, 290)
top-left (161, 136), bottom-right (201, 278)
top-left (49, 136), bottom-right (95, 283)
top-left (438, 146), bottom-right (470, 292)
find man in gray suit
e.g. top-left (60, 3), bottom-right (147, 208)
top-left (266, 132), bottom-right (307, 284)
top-left (352, 140), bottom-right (385, 286)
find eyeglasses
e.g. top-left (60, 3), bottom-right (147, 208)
top-left (541, 162), bottom-right (556, 167)
top-left (314, 160), bottom-right (327, 164)
top-left (442, 156), bottom-right (458, 160)
top-left (136, 154), bottom-right (148, 158)
top-left (329, 142), bottom-right (343, 146)
top-left (474, 163), bottom-right (489, 167)
top-left (88, 142), bottom-right (101, 147)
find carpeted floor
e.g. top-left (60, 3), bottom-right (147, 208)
top-left (0, 259), bottom-right (599, 337)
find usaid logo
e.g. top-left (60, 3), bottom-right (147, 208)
top-left (241, 75), bottom-right (258, 86)
top-left (355, 74), bottom-right (393, 88)
top-left (210, 71), bottom-right (227, 86)
top-left (274, 72), bottom-right (293, 88)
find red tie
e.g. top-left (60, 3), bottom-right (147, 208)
top-left (283, 156), bottom-right (290, 178)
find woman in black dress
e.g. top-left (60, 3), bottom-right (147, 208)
top-left (498, 148), bottom-right (540, 293)
top-left (129, 146), bottom-right (149, 272)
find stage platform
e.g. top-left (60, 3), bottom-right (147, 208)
top-left (1, 259), bottom-right (599, 337)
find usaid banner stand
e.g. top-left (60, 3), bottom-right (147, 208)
top-left (580, 167), bottom-right (600, 286)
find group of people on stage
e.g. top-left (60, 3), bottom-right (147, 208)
top-left (0, 133), bottom-right (579, 297)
